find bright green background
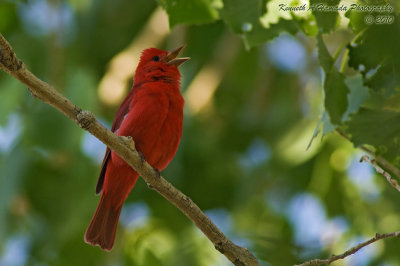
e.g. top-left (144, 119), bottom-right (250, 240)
top-left (1, 0), bottom-right (400, 265)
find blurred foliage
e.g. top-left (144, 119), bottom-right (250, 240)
top-left (1, 0), bottom-right (400, 265)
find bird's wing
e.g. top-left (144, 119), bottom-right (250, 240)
top-left (95, 149), bottom-right (110, 194)
top-left (95, 90), bottom-right (135, 194)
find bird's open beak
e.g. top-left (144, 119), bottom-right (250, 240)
top-left (165, 45), bottom-right (190, 67)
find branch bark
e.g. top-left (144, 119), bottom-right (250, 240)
top-left (336, 129), bottom-right (400, 180)
top-left (360, 155), bottom-right (400, 192)
top-left (0, 33), bottom-right (258, 266)
top-left (295, 231), bottom-right (400, 265)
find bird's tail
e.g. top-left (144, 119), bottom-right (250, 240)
top-left (84, 194), bottom-right (122, 251)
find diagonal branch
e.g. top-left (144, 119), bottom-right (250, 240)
top-left (336, 129), bottom-right (400, 180)
top-left (360, 155), bottom-right (400, 192)
top-left (296, 231), bottom-right (400, 266)
top-left (0, 33), bottom-right (258, 266)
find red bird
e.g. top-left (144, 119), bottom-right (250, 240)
top-left (84, 46), bottom-right (189, 251)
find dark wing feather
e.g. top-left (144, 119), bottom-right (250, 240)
top-left (96, 148), bottom-right (111, 194)
top-left (95, 90), bottom-right (135, 194)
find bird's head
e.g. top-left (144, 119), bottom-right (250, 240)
top-left (134, 45), bottom-right (189, 85)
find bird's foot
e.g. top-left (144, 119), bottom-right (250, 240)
top-left (147, 168), bottom-right (160, 189)
top-left (153, 167), bottom-right (161, 178)
top-left (121, 136), bottom-right (136, 151)
top-left (138, 151), bottom-right (146, 166)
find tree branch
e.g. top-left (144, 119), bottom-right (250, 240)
top-left (298, 129), bottom-right (400, 265)
top-left (0, 33), bottom-right (258, 266)
top-left (360, 155), bottom-right (400, 192)
top-left (336, 129), bottom-right (400, 180)
top-left (295, 231), bottom-right (400, 266)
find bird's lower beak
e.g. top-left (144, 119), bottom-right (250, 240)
top-left (165, 45), bottom-right (190, 67)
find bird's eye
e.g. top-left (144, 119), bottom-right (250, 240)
top-left (152, 56), bottom-right (160, 62)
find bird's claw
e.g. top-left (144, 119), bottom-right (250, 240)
top-left (138, 151), bottom-right (146, 166)
top-left (121, 136), bottom-right (136, 151)
top-left (154, 167), bottom-right (161, 178)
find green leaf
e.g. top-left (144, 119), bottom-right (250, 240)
top-left (316, 33), bottom-right (333, 72)
top-left (220, 0), bottom-right (261, 33)
top-left (347, 14), bottom-right (400, 96)
top-left (310, 0), bottom-right (340, 33)
top-left (324, 71), bottom-right (349, 124)
top-left (345, 0), bottom-right (393, 33)
top-left (317, 33), bottom-right (349, 125)
top-left (307, 112), bottom-right (334, 150)
top-left (260, 0), bottom-right (268, 14)
top-left (365, 63), bottom-right (400, 97)
top-left (342, 74), bottom-right (369, 121)
top-left (158, 0), bottom-right (220, 27)
top-left (345, 6), bottom-right (367, 33)
top-left (322, 112), bottom-right (335, 134)
top-left (246, 18), bottom-right (298, 46)
top-left (347, 107), bottom-right (400, 164)
top-left (220, 0), bottom-right (298, 47)
top-left (293, 14), bottom-right (318, 37)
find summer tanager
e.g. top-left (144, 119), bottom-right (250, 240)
top-left (84, 46), bottom-right (189, 251)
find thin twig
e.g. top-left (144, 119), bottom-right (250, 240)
top-left (296, 231), bottom-right (400, 266)
top-left (360, 155), bottom-right (400, 192)
top-left (358, 145), bottom-right (400, 180)
top-left (297, 130), bottom-right (400, 265)
top-left (0, 33), bottom-right (258, 266)
top-left (336, 129), bottom-right (400, 180)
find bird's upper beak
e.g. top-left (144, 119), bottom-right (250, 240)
top-left (165, 45), bottom-right (190, 67)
